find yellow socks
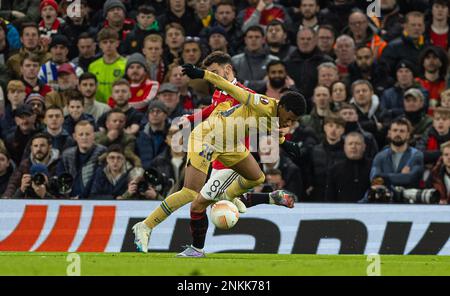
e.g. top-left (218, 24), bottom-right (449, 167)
top-left (224, 174), bottom-right (265, 200)
top-left (143, 187), bottom-right (198, 228)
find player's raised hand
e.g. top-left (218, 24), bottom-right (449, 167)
top-left (181, 64), bottom-right (205, 79)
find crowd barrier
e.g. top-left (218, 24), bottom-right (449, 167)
top-left (1, 200), bottom-right (449, 255)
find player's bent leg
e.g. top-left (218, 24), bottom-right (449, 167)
top-left (177, 195), bottom-right (214, 258)
top-left (223, 154), bottom-right (265, 209)
top-left (133, 165), bottom-right (207, 253)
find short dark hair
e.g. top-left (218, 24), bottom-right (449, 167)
top-left (216, 0), bottom-right (235, 11)
top-left (79, 72), bottom-right (98, 84)
top-left (324, 114), bottom-right (346, 127)
top-left (20, 52), bottom-right (40, 66)
top-left (20, 22), bottom-right (38, 37)
top-left (138, 5), bottom-right (156, 15)
top-left (106, 108), bottom-right (126, 121)
top-left (78, 32), bottom-right (95, 42)
top-left (338, 102), bottom-right (357, 112)
top-left (30, 132), bottom-right (53, 146)
top-left (202, 51), bottom-right (232, 67)
top-left (279, 91), bottom-right (307, 117)
top-left (244, 25), bottom-right (264, 37)
top-left (112, 79), bottom-right (130, 89)
top-left (266, 168), bottom-right (282, 176)
top-left (390, 117), bottom-right (413, 133)
top-left (318, 24), bottom-right (336, 38)
top-left (433, 0), bottom-right (450, 8)
top-left (351, 79), bottom-right (374, 93)
top-left (65, 89), bottom-right (84, 106)
top-left (355, 44), bottom-right (372, 53)
top-left (97, 27), bottom-right (119, 42)
top-left (266, 60), bottom-right (286, 72)
top-left (45, 105), bottom-right (64, 115)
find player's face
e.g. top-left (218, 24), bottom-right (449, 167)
top-left (206, 63), bottom-right (233, 81)
top-left (278, 106), bottom-right (299, 128)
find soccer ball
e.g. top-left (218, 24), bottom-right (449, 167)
top-left (210, 200), bottom-right (239, 230)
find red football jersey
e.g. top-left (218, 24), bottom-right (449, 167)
top-left (186, 80), bottom-right (255, 170)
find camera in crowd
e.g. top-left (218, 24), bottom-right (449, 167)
top-left (393, 187), bottom-right (440, 204)
top-left (367, 177), bottom-right (439, 204)
top-left (32, 173), bottom-right (47, 186)
top-left (48, 173), bottom-right (74, 196)
top-left (137, 168), bottom-right (174, 196)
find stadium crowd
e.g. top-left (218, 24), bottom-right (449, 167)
top-left (0, 0), bottom-right (449, 204)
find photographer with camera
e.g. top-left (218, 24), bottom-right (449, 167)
top-left (90, 144), bottom-right (142, 200)
top-left (3, 133), bottom-right (60, 198)
top-left (13, 163), bottom-right (56, 199)
top-left (120, 168), bottom-right (167, 201)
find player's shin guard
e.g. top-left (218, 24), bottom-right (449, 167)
top-left (241, 192), bottom-right (270, 207)
top-left (143, 187), bottom-right (198, 228)
top-left (224, 174), bottom-right (265, 200)
top-left (190, 210), bottom-right (208, 250)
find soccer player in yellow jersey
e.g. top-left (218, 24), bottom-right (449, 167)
top-left (133, 63), bottom-right (306, 253)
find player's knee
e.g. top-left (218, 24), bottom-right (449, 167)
top-left (191, 194), bottom-right (209, 212)
top-left (245, 173), bottom-right (265, 188)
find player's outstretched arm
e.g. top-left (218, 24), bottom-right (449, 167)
top-left (182, 64), bottom-right (251, 106)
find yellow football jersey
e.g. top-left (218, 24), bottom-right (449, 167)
top-left (198, 71), bottom-right (283, 150)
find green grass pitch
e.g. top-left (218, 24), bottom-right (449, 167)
top-left (1, 252), bottom-right (450, 276)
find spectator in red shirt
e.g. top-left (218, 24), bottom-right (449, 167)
top-left (425, 0), bottom-right (450, 51)
top-left (416, 46), bottom-right (448, 114)
top-left (240, 0), bottom-right (292, 33)
top-left (112, 53), bottom-right (159, 113)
